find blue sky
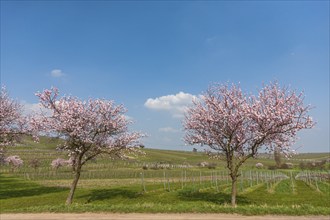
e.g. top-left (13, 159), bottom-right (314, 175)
top-left (1, 1), bottom-right (329, 152)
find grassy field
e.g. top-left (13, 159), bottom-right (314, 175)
top-left (0, 137), bottom-right (329, 215)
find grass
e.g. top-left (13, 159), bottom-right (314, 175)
top-left (1, 137), bottom-right (329, 215)
top-left (247, 179), bottom-right (329, 207)
top-left (1, 174), bottom-right (329, 215)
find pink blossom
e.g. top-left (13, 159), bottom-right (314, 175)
top-left (183, 81), bottom-right (314, 206)
top-left (33, 87), bottom-right (144, 204)
top-left (184, 82), bottom-right (314, 157)
top-left (51, 158), bottom-right (72, 169)
top-left (4, 155), bottom-right (23, 168)
top-left (0, 86), bottom-right (28, 147)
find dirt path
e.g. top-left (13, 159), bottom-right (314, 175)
top-left (0, 213), bottom-right (329, 220)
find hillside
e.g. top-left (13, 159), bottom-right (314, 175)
top-left (3, 136), bottom-right (329, 169)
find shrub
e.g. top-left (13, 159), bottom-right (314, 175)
top-left (207, 163), bottom-right (217, 169)
top-left (255, 162), bottom-right (264, 169)
top-left (268, 165), bottom-right (277, 170)
top-left (280, 162), bottom-right (294, 169)
top-left (29, 158), bottom-right (41, 171)
top-left (299, 162), bottom-right (306, 170)
top-left (198, 161), bottom-right (209, 167)
top-left (299, 160), bottom-right (327, 170)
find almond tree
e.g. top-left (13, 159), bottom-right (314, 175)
top-left (183, 82), bottom-right (314, 206)
top-left (0, 86), bottom-right (28, 163)
top-left (4, 155), bottom-right (23, 171)
top-left (51, 158), bottom-right (72, 170)
top-left (33, 87), bottom-right (143, 205)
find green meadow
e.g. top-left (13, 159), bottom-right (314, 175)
top-left (1, 137), bottom-right (329, 215)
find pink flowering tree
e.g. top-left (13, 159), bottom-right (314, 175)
top-left (4, 155), bottom-right (24, 171)
top-left (33, 87), bottom-right (143, 205)
top-left (183, 82), bottom-right (314, 206)
top-left (0, 86), bottom-right (29, 163)
top-left (51, 158), bottom-right (72, 170)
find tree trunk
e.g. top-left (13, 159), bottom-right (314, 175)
top-left (231, 176), bottom-right (237, 207)
top-left (274, 146), bottom-right (281, 167)
top-left (65, 166), bottom-right (81, 205)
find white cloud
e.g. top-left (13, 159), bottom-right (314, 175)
top-left (144, 92), bottom-right (199, 118)
top-left (21, 101), bottom-right (51, 116)
top-left (124, 115), bottom-right (134, 121)
top-left (50, 69), bottom-right (65, 78)
top-left (159, 127), bottom-right (179, 133)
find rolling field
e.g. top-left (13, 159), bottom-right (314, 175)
top-left (0, 137), bottom-right (329, 215)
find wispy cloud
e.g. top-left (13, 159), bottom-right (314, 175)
top-left (50, 69), bottom-right (65, 78)
top-left (144, 92), bottom-right (200, 118)
top-left (205, 36), bottom-right (217, 44)
top-left (21, 101), bottom-right (51, 115)
top-left (159, 127), bottom-right (179, 133)
top-left (124, 115), bottom-right (134, 121)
